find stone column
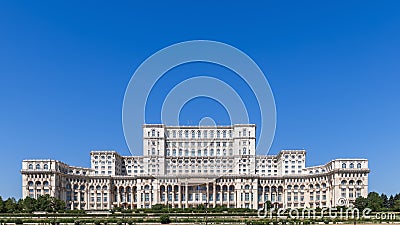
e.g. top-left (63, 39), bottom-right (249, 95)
top-left (178, 184), bottom-right (182, 208)
top-left (185, 183), bottom-right (189, 208)
top-left (213, 183), bottom-right (216, 207)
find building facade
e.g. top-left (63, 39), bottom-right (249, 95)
top-left (21, 124), bottom-right (369, 210)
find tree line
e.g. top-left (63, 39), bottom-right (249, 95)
top-left (354, 192), bottom-right (400, 211)
top-left (0, 195), bottom-right (65, 213)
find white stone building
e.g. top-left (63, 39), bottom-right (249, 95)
top-left (21, 124), bottom-right (369, 210)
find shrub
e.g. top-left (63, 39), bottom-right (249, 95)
top-left (159, 214), bottom-right (170, 224)
top-left (94, 220), bottom-right (101, 225)
top-left (14, 219), bottom-right (23, 225)
top-left (116, 221), bottom-right (123, 225)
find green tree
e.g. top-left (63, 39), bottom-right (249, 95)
top-left (20, 197), bottom-right (37, 213)
top-left (381, 193), bottom-right (389, 208)
top-left (393, 199), bottom-right (400, 211)
top-left (0, 196), bottom-right (4, 213)
top-left (4, 197), bottom-right (18, 213)
top-left (354, 196), bottom-right (368, 211)
top-left (160, 214), bottom-right (170, 224)
top-left (366, 192), bottom-right (383, 211)
top-left (388, 195), bottom-right (395, 208)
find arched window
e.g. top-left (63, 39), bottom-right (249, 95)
top-left (197, 130), bottom-right (201, 138)
top-left (28, 164), bottom-right (33, 170)
top-left (151, 129), bottom-right (155, 137)
top-left (357, 163), bottom-right (362, 168)
top-left (191, 130), bottom-right (195, 138)
top-left (28, 181), bottom-right (34, 186)
top-left (242, 147), bottom-right (247, 155)
top-left (217, 131), bottom-right (220, 138)
top-left (43, 164), bottom-right (49, 170)
top-left (245, 185), bottom-right (250, 190)
top-left (341, 180), bottom-right (347, 185)
top-left (43, 181), bottom-right (49, 186)
top-left (178, 130), bottom-right (182, 138)
top-left (350, 163), bottom-right (354, 169)
top-left (185, 130), bottom-right (189, 138)
top-left (342, 163), bottom-right (346, 169)
top-left (223, 130), bottom-right (226, 138)
top-left (36, 164), bottom-right (41, 170)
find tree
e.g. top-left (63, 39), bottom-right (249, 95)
top-left (366, 192), bottom-right (383, 211)
top-left (393, 200), bottom-right (400, 211)
top-left (20, 197), bottom-right (37, 213)
top-left (354, 196), bottom-right (368, 211)
top-left (4, 197), bottom-right (18, 213)
top-left (381, 194), bottom-right (389, 208)
top-left (160, 214), bottom-right (170, 224)
top-left (388, 195), bottom-right (395, 208)
top-left (0, 196), bottom-right (4, 213)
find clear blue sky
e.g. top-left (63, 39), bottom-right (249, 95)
top-left (0, 0), bottom-right (399, 199)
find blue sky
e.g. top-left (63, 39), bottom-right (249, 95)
top-left (1, 0), bottom-right (400, 198)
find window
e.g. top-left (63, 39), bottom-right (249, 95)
top-left (36, 164), bottom-right (41, 170)
top-left (357, 163), bottom-right (362, 168)
top-left (28, 164), bottom-right (33, 170)
top-left (342, 163), bottom-right (346, 169)
top-left (43, 164), bottom-right (49, 170)
top-left (185, 130), bottom-right (189, 138)
top-left (350, 163), bottom-right (354, 169)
